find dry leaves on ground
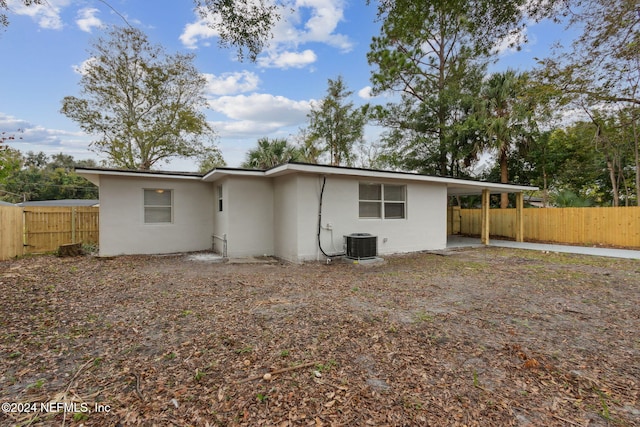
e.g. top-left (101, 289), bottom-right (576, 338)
top-left (0, 248), bottom-right (638, 426)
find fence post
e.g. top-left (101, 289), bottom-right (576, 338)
top-left (481, 189), bottom-right (490, 245)
top-left (515, 193), bottom-right (524, 242)
top-left (71, 207), bottom-right (77, 243)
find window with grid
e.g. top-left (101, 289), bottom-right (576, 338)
top-left (359, 183), bottom-right (406, 219)
top-left (217, 185), bottom-right (223, 212)
top-left (144, 189), bottom-right (173, 223)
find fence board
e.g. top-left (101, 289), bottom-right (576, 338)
top-left (0, 206), bottom-right (24, 259)
top-left (455, 206), bottom-right (640, 248)
top-left (23, 207), bottom-right (99, 254)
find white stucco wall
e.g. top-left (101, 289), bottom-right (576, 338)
top-left (273, 175), bottom-right (299, 262)
top-left (224, 176), bottom-right (274, 257)
top-left (98, 175), bottom-right (214, 256)
top-left (290, 174), bottom-right (448, 261)
top-left (96, 170), bottom-right (448, 261)
top-left (212, 178), bottom-right (228, 255)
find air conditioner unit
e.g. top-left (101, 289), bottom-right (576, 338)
top-left (344, 233), bottom-right (377, 259)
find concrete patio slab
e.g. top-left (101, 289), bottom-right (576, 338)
top-left (447, 236), bottom-right (640, 260)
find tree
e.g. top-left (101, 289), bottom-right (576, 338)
top-left (61, 26), bottom-right (214, 170)
top-left (292, 128), bottom-right (323, 164)
top-left (1, 0), bottom-right (43, 28)
top-left (552, 190), bottom-right (594, 207)
top-left (3, 0), bottom-right (568, 62)
top-left (197, 147), bottom-right (226, 173)
top-left (2, 0), bottom-right (274, 60)
top-left (368, 0), bottom-right (495, 176)
top-left (480, 70), bottom-right (537, 208)
top-left (0, 151), bottom-right (99, 202)
top-left (241, 138), bottom-right (301, 169)
top-left (536, 0), bottom-right (639, 203)
top-left (306, 76), bottom-right (368, 167)
top-left (193, 0), bottom-right (278, 61)
top-left (0, 146), bottom-right (22, 185)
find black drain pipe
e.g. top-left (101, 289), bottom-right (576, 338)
top-left (318, 176), bottom-right (345, 258)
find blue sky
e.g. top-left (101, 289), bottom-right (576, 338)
top-left (0, 0), bottom-right (570, 170)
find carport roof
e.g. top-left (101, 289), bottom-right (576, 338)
top-left (78, 162), bottom-right (538, 195)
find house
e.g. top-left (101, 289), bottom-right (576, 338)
top-left (77, 162), bottom-right (537, 262)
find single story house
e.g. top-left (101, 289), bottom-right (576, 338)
top-left (77, 162), bottom-right (537, 262)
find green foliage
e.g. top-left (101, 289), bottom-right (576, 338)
top-left (0, 151), bottom-right (98, 203)
top-left (193, 0), bottom-right (278, 61)
top-left (480, 70), bottom-right (538, 207)
top-left (535, 0), bottom-right (639, 204)
top-left (0, 0), bottom-right (44, 28)
top-left (0, 147), bottom-right (22, 184)
top-left (61, 26), bottom-right (215, 170)
top-left (492, 114), bottom-right (638, 206)
top-left (241, 137), bottom-right (301, 169)
top-left (306, 76), bottom-right (368, 166)
top-left (552, 190), bottom-right (594, 207)
top-left (368, 0), bottom-right (491, 176)
top-left (197, 147), bottom-right (227, 173)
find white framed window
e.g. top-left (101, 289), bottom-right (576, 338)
top-left (144, 189), bottom-right (173, 223)
top-left (359, 183), bottom-right (406, 219)
top-left (217, 185), bottom-right (223, 212)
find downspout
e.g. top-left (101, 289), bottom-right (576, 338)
top-left (317, 176), bottom-right (345, 258)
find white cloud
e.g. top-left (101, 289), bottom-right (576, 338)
top-left (0, 112), bottom-right (92, 157)
top-left (76, 7), bottom-right (103, 33)
top-left (271, 0), bottom-right (352, 50)
top-left (209, 120), bottom-right (287, 139)
top-left (257, 49), bottom-right (317, 69)
top-left (180, 0), bottom-right (352, 69)
top-left (208, 93), bottom-right (312, 124)
top-left (6, 0), bottom-right (71, 30)
top-left (179, 16), bottom-right (220, 49)
top-left (206, 93), bottom-right (314, 146)
top-left (295, 0), bottom-right (352, 49)
top-left (358, 86), bottom-right (373, 99)
top-left (203, 71), bottom-right (260, 95)
top-left (71, 57), bottom-right (97, 76)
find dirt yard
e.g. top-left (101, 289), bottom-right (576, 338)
top-left (0, 248), bottom-right (638, 426)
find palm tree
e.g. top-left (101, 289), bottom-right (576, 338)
top-left (241, 138), bottom-right (301, 169)
top-left (482, 70), bottom-right (537, 208)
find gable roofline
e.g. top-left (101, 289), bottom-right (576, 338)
top-left (78, 163), bottom-right (538, 195)
top-left (76, 167), bottom-right (205, 186)
top-left (262, 162), bottom-right (537, 195)
top-left (202, 167), bottom-right (266, 181)
top-left (75, 167), bottom-right (203, 178)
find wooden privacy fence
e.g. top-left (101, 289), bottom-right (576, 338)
top-left (449, 206), bottom-right (640, 248)
top-left (0, 206), bottom-right (99, 260)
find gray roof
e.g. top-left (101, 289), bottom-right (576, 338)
top-left (18, 199), bottom-right (99, 207)
top-left (0, 200), bottom-right (17, 206)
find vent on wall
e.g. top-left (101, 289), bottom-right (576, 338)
top-left (344, 233), bottom-right (377, 259)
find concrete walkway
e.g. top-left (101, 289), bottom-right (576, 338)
top-left (447, 236), bottom-right (640, 260)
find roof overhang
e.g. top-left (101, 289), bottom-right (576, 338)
top-left (76, 168), bottom-right (204, 186)
top-left (79, 163), bottom-right (538, 195)
top-left (202, 167), bottom-right (266, 182)
top-left (263, 163), bottom-right (537, 195)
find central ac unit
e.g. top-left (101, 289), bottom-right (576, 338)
top-left (344, 233), bottom-right (377, 259)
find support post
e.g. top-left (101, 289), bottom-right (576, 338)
top-left (71, 207), bottom-right (77, 244)
top-left (481, 189), bottom-right (490, 245)
top-left (515, 192), bottom-right (524, 242)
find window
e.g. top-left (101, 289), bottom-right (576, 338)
top-left (217, 185), bottom-right (223, 212)
top-left (359, 183), bottom-right (406, 219)
top-left (144, 189), bottom-right (172, 223)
